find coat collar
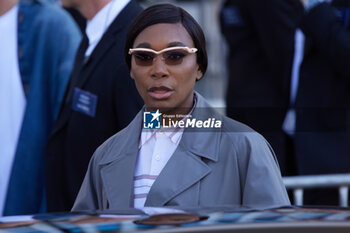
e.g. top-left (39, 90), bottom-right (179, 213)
top-left (99, 92), bottom-right (223, 208)
top-left (179, 92), bottom-right (222, 162)
top-left (99, 92), bottom-right (222, 164)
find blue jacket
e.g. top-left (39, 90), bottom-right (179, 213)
top-left (3, 0), bottom-right (81, 215)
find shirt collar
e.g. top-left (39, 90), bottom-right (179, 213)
top-left (139, 93), bottom-right (198, 148)
top-left (85, 0), bottom-right (130, 50)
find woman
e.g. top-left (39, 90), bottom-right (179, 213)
top-left (72, 3), bottom-right (290, 211)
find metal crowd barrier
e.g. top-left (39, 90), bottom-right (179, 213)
top-left (283, 174), bottom-right (350, 207)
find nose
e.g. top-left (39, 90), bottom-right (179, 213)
top-left (151, 55), bottom-right (169, 79)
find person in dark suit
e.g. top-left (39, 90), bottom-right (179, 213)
top-left (220, 0), bottom-right (304, 176)
top-left (45, 0), bottom-right (143, 212)
top-left (294, 0), bottom-right (350, 205)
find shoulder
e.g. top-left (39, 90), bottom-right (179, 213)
top-left (216, 116), bottom-right (279, 178)
top-left (92, 125), bottom-right (134, 162)
top-left (221, 115), bottom-right (255, 134)
top-left (90, 111), bottom-right (143, 164)
top-left (113, 0), bottom-right (143, 27)
top-left (195, 92), bottom-right (267, 150)
top-left (122, 0), bottom-right (143, 15)
top-left (20, 0), bottom-right (79, 31)
top-left (20, 1), bottom-right (81, 53)
top-left (220, 115), bottom-right (272, 155)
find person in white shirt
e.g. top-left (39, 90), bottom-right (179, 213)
top-left (0, 0), bottom-right (80, 216)
top-left (45, 0), bottom-right (143, 212)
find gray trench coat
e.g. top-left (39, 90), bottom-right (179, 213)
top-left (72, 93), bottom-right (290, 211)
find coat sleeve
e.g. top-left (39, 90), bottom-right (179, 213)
top-left (238, 133), bottom-right (291, 209)
top-left (300, 3), bottom-right (350, 78)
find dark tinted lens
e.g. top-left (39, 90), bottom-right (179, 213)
top-left (163, 50), bottom-right (187, 65)
top-left (133, 51), bottom-right (155, 66)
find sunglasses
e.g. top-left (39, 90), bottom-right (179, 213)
top-left (128, 46), bottom-right (198, 66)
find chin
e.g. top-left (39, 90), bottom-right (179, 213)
top-left (146, 102), bottom-right (172, 112)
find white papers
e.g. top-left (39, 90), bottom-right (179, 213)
top-left (139, 207), bottom-right (186, 216)
top-left (0, 215), bottom-right (33, 223)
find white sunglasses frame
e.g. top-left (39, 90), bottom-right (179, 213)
top-left (128, 46), bottom-right (198, 55)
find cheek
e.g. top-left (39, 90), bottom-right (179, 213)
top-left (130, 63), bottom-right (143, 83)
top-left (130, 68), bottom-right (148, 96)
top-left (130, 67), bottom-right (139, 82)
top-left (177, 62), bottom-right (200, 85)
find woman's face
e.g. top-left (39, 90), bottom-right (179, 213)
top-left (130, 23), bottom-right (202, 115)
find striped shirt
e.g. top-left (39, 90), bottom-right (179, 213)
top-left (133, 127), bottom-right (183, 208)
top-left (133, 95), bottom-right (197, 208)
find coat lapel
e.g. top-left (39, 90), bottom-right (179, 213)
top-left (76, 25), bottom-right (121, 88)
top-left (97, 93), bottom-right (223, 208)
top-left (49, 19), bottom-right (119, 136)
top-left (49, 34), bottom-right (88, 136)
top-left (145, 93), bottom-right (222, 206)
top-left (144, 144), bottom-right (212, 206)
top-left (98, 110), bottom-right (143, 208)
top-left (100, 150), bottom-right (138, 208)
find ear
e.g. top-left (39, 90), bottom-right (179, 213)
top-left (196, 68), bottom-right (203, 81)
top-left (130, 70), bottom-right (135, 80)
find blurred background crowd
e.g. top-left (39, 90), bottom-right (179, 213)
top-left (0, 0), bottom-right (349, 216)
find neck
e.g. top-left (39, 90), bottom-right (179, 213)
top-left (147, 95), bottom-right (195, 127)
top-left (0, 0), bottom-right (18, 16)
top-left (79, 0), bottom-right (111, 20)
top-left (161, 112), bottom-right (193, 127)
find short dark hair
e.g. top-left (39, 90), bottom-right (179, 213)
top-left (124, 3), bottom-right (208, 76)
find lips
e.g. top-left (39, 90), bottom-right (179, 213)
top-left (148, 86), bottom-right (174, 100)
